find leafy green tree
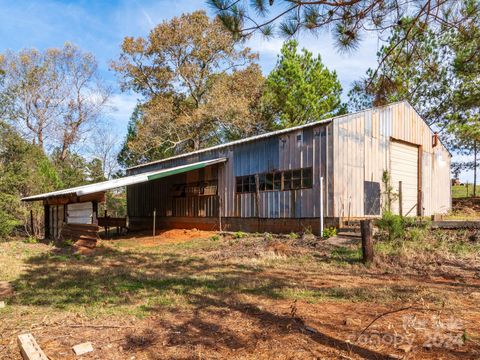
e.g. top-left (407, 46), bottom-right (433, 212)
top-left (347, 21), bottom-right (453, 128)
top-left (263, 40), bottom-right (344, 128)
top-left (0, 122), bottom-right (61, 238)
top-left (210, 1), bottom-right (474, 71)
top-left (117, 104), bottom-right (171, 168)
top-left (112, 11), bottom-right (265, 164)
top-left (87, 158), bottom-right (106, 184)
top-left (447, 2), bottom-right (480, 194)
top-left (349, 0), bottom-right (480, 192)
top-left (51, 150), bottom-right (88, 188)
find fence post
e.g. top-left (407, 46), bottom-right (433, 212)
top-left (398, 181), bottom-right (403, 216)
top-left (319, 176), bottom-right (324, 237)
top-left (104, 210), bottom-right (108, 239)
top-left (360, 219), bottom-right (374, 265)
top-left (30, 209), bottom-right (34, 236)
top-left (153, 208), bottom-right (156, 240)
top-left (218, 195), bottom-right (223, 232)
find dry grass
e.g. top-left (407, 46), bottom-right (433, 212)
top-left (0, 231), bottom-right (479, 359)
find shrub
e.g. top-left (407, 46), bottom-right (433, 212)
top-left (375, 211), bottom-right (406, 241)
top-left (322, 227), bottom-right (337, 239)
top-left (264, 232), bottom-right (273, 240)
top-left (288, 232), bottom-right (299, 239)
top-left (0, 209), bottom-right (19, 239)
top-left (210, 235), bottom-right (220, 241)
top-left (233, 231), bottom-right (248, 239)
top-left (23, 236), bottom-right (38, 244)
top-left (303, 226), bottom-right (313, 235)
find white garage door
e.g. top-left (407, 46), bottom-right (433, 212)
top-left (390, 141), bottom-right (418, 216)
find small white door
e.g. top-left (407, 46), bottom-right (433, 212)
top-left (390, 141), bottom-right (418, 216)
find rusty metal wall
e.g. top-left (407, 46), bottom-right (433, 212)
top-left (127, 123), bottom-right (333, 220)
top-left (127, 101), bottom-right (450, 221)
top-left (332, 101), bottom-right (451, 217)
top-left (127, 165), bottom-right (219, 218)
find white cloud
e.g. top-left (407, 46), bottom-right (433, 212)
top-left (105, 93), bottom-right (140, 137)
top-left (247, 31), bottom-right (381, 98)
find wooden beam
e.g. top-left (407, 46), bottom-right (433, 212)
top-left (17, 333), bottom-right (48, 360)
top-left (417, 145), bottom-right (423, 216)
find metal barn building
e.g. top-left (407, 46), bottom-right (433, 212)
top-left (125, 101), bottom-right (451, 234)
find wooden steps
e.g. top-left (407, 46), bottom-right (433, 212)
top-left (60, 223), bottom-right (99, 249)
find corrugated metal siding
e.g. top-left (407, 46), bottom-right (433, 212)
top-left (128, 101), bottom-right (450, 221)
top-left (49, 204), bottom-right (65, 239)
top-left (390, 141), bottom-right (419, 216)
top-left (332, 101), bottom-right (451, 217)
top-left (128, 123), bottom-right (333, 220)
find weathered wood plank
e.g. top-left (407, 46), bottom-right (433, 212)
top-left (74, 239), bottom-right (97, 249)
top-left (17, 333), bottom-right (48, 360)
top-left (431, 221), bottom-right (480, 229)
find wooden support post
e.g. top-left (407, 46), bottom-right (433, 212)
top-left (319, 176), bottom-right (324, 237)
top-left (398, 181), bottom-right (403, 217)
top-left (218, 195), bottom-right (222, 232)
top-left (360, 219), bottom-right (374, 265)
top-left (30, 210), bottom-right (34, 236)
top-left (104, 210), bottom-right (108, 239)
top-left (254, 174), bottom-right (260, 218)
top-left (44, 205), bottom-right (50, 239)
top-left (152, 208), bottom-right (156, 240)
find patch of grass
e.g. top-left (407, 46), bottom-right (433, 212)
top-left (330, 246), bottom-right (362, 264)
top-left (233, 231), bottom-right (248, 239)
top-left (452, 185), bottom-right (480, 198)
top-left (374, 230), bottom-right (480, 258)
top-left (322, 227), bottom-right (337, 239)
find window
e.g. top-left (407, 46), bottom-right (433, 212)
top-left (292, 169), bottom-right (301, 189)
top-left (265, 173), bottom-right (274, 191)
top-left (248, 175), bottom-right (256, 192)
top-left (273, 172), bottom-right (282, 190)
top-left (236, 176), bottom-right (243, 193)
top-left (236, 167), bottom-right (313, 193)
top-left (236, 175), bottom-right (257, 193)
top-left (258, 173), bottom-right (266, 191)
top-left (301, 168), bottom-right (313, 188)
top-left (283, 170), bottom-right (292, 190)
top-left (282, 167), bottom-right (313, 190)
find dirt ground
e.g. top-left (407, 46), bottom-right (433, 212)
top-left (1, 230), bottom-right (479, 359)
top-left (105, 228), bottom-right (219, 246)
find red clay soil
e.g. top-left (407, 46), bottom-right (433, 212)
top-left (2, 297), bottom-right (478, 360)
top-left (102, 228), bottom-right (218, 246)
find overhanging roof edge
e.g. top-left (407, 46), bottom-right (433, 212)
top-left (22, 158), bottom-right (227, 202)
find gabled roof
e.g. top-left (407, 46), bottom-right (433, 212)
top-left (22, 158), bottom-right (227, 202)
top-left (127, 100), bottom-right (451, 172)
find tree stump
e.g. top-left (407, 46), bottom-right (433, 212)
top-left (360, 219), bottom-right (374, 264)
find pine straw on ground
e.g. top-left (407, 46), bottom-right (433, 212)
top-left (0, 232), bottom-right (479, 359)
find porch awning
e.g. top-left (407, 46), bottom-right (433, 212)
top-left (22, 158), bottom-right (227, 202)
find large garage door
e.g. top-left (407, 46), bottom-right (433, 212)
top-left (390, 141), bottom-right (418, 216)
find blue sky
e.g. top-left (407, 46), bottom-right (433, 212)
top-left (0, 0), bottom-right (379, 129)
top-left (0, 0), bottom-right (469, 180)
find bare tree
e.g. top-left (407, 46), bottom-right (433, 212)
top-left (0, 49), bottom-right (67, 149)
top-left (88, 124), bottom-right (120, 179)
top-left (1, 43), bottom-right (110, 157)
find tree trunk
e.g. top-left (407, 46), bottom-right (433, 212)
top-left (474, 140), bottom-right (477, 197)
top-left (360, 219), bottom-right (374, 265)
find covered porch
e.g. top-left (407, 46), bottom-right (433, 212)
top-left (21, 158), bottom-right (226, 249)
